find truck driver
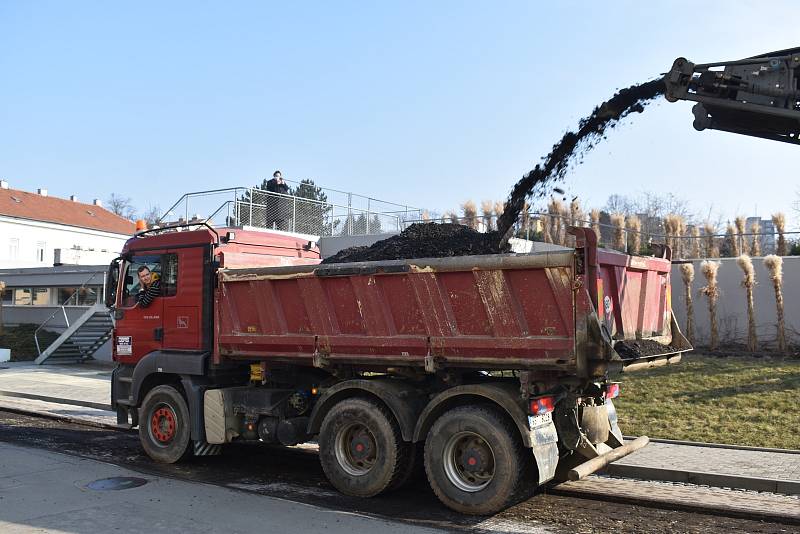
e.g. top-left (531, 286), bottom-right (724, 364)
top-left (136, 266), bottom-right (161, 308)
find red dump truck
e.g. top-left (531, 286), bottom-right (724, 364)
top-left (107, 224), bottom-right (689, 514)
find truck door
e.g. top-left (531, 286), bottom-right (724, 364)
top-left (114, 254), bottom-right (166, 364)
top-left (162, 247), bottom-right (205, 350)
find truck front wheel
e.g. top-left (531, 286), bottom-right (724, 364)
top-left (318, 397), bottom-right (411, 497)
top-left (139, 385), bottom-right (192, 463)
top-left (424, 405), bottom-right (528, 515)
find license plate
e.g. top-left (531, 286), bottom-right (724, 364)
top-left (116, 336), bottom-right (132, 355)
top-left (528, 412), bottom-right (552, 429)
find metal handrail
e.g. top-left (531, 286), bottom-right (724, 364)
top-left (160, 183), bottom-right (422, 227)
top-left (34, 271), bottom-right (105, 357)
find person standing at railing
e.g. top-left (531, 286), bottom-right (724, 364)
top-left (266, 170), bottom-right (291, 231)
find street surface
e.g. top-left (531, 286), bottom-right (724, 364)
top-left (0, 410), bottom-right (796, 534)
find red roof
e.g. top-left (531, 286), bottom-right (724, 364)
top-left (0, 187), bottom-right (136, 235)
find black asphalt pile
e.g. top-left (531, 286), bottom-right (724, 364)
top-left (614, 339), bottom-right (680, 360)
top-left (321, 223), bottom-right (504, 264)
top-left (496, 77), bottom-right (666, 241)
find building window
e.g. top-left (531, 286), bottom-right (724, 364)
top-left (13, 288), bottom-right (32, 306)
top-left (32, 287), bottom-right (51, 305)
top-left (8, 238), bottom-right (19, 260)
top-left (36, 242), bottom-right (46, 263)
top-left (56, 286), bottom-right (103, 306)
top-left (1, 288), bottom-right (12, 304)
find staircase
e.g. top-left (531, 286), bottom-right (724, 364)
top-left (35, 304), bottom-right (114, 364)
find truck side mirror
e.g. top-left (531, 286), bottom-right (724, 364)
top-left (105, 258), bottom-right (121, 308)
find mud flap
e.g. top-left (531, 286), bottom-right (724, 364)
top-left (605, 398), bottom-right (624, 447)
top-left (528, 412), bottom-right (559, 485)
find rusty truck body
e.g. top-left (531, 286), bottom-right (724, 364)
top-left (108, 224), bottom-right (689, 515)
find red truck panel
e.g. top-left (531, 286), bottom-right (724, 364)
top-left (595, 249), bottom-right (672, 341)
top-left (215, 253), bottom-right (579, 369)
top-left (211, 228), bottom-right (688, 372)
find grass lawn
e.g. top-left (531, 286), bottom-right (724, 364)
top-left (614, 354), bottom-right (800, 450)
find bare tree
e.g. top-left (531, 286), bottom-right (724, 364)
top-left (107, 193), bottom-right (136, 220)
top-left (604, 194), bottom-right (635, 216)
top-left (141, 204), bottom-right (162, 227)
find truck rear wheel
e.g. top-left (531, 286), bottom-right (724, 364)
top-left (139, 385), bottom-right (191, 464)
top-left (424, 405), bottom-right (527, 515)
top-left (318, 398), bottom-right (412, 497)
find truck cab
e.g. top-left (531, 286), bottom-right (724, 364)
top-left (108, 224), bottom-right (320, 365)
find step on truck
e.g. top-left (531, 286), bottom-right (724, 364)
top-left (107, 223), bottom-right (690, 515)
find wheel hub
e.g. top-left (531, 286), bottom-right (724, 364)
top-left (461, 445), bottom-right (489, 473)
top-left (350, 435), bottom-right (372, 460)
top-left (150, 405), bottom-right (176, 443)
top-left (335, 423), bottom-right (377, 476)
top-left (443, 431), bottom-right (496, 492)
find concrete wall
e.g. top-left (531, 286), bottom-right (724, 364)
top-left (671, 257), bottom-right (800, 349)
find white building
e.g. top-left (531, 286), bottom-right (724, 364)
top-left (0, 181), bottom-right (135, 268)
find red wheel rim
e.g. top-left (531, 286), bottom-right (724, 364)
top-left (150, 404), bottom-right (177, 444)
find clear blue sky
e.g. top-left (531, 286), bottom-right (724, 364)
top-left (1, 1), bottom-right (798, 228)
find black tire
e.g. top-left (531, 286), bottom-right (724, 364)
top-left (318, 398), bottom-right (412, 497)
top-left (388, 441), bottom-right (425, 491)
top-left (424, 405), bottom-right (527, 515)
top-left (139, 385), bottom-right (192, 463)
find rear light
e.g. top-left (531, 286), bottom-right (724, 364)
top-left (606, 383), bottom-right (621, 399)
top-left (529, 396), bottom-right (555, 415)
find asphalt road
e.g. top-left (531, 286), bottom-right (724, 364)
top-left (0, 410), bottom-right (794, 534)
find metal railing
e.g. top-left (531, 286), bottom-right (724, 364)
top-left (34, 271), bottom-right (106, 357)
top-left (159, 183), bottom-right (422, 237)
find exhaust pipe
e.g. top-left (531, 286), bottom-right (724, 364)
top-left (568, 435), bottom-right (650, 481)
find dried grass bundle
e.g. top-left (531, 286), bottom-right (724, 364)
top-left (773, 213), bottom-right (787, 256)
top-left (764, 255), bottom-right (787, 352)
top-left (627, 215), bottom-right (641, 255)
top-left (611, 214), bottom-right (625, 251)
top-left (664, 214), bottom-right (678, 251)
top-left (590, 209), bottom-right (601, 242)
top-left (736, 255), bottom-right (757, 352)
top-left (725, 223), bottom-right (738, 257)
top-left (494, 201), bottom-right (505, 220)
top-left (444, 210), bottom-right (459, 225)
top-left (677, 217), bottom-right (687, 258)
top-left (520, 201), bottom-right (531, 239)
top-left (689, 226), bottom-right (701, 258)
top-left (541, 213), bottom-right (553, 243)
top-left (735, 216), bottom-right (748, 255)
top-left (750, 222), bottom-right (761, 257)
top-left (421, 210), bottom-right (431, 222)
top-left (461, 200), bottom-right (478, 229)
top-left (481, 200), bottom-right (495, 231)
top-left (704, 222), bottom-right (718, 258)
top-left (700, 260), bottom-right (720, 350)
top-left (548, 198), bottom-right (565, 245)
top-left (680, 263), bottom-right (695, 344)
top-left (570, 199), bottom-right (583, 227)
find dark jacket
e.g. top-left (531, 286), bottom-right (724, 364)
top-left (136, 277), bottom-right (161, 308)
top-left (266, 178), bottom-right (289, 195)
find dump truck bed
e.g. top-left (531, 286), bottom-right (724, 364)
top-left (213, 230), bottom-right (690, 372)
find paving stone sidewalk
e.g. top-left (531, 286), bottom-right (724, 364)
top-left (613, 441), bottom-right (800, 483)
top-left (557, 476), bottom-right (800, 524)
